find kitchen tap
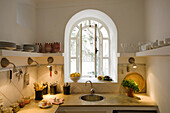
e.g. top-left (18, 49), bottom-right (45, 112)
top-left (85, 80), bottom-right (95, 95)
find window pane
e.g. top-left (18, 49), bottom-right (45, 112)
top-left (82, 61), bottom-right (95, 77)
top-left (71, 59), bottom-right (76, 73)
top-left (100, 27), bottom-right (108, 38)
top-left (82, 27), bottom-right (95, 77)
top-left (90, 20), bottom-right (102, 28)
top-left (71, 27), bottom-right (79, 37)
top-left (78, 20), bottom-right (89, 27)
top-left (71, 39), bottom-right (76, 57)
top-left (103, 59), bottom-right (109, 75)
top-left (103, 40), bottom-right (109, 57)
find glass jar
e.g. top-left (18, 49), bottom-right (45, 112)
top-left (23, 96), bottom-right (31, 104)
top-left (17, 99), bottom-right (25, 108)
top-left (10, 103), bottom-right (20, 113)
top-left (2, 107), bottom-right (13, 113)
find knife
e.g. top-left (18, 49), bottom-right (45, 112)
top-left (10, 70), bottom-right (12, 83)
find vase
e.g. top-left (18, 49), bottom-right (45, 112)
top-left (127, 88), bottom-right (134, 97)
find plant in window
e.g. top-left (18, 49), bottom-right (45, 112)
top-left (121, 79), bottom-right (140, 97)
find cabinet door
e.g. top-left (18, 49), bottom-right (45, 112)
top-left (113, 110), bottom-right (156, 113)
top-left (58, 111), bottom-right (106, 113)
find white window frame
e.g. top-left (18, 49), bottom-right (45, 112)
top-left (64, 9), bottom-right (118, 83)
top-left (69, 18), bottom-right (111, 78)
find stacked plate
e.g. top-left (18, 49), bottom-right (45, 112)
top-left (23, 44), bottom-right (39, 52)
top-left (0, 41), bottom-right (16, 50)
top-left (15, 45), bottom-right (23, 51)
top-left (23, 44), bottom-right (34, 52)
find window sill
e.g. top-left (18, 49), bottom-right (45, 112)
top-left (67, 78), bottom-right (118, 83)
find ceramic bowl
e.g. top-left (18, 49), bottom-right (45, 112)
top-left (70, 77), bottom-right (81, 82)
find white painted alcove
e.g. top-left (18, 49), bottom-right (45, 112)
top-left (64, 9), bottom-right (118, 83)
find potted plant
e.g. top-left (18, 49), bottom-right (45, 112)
top-left (121, 79), bottom-right (140, 97)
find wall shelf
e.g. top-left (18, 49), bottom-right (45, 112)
top-left (136, 46), bottom-right (170, 56)
top-left (0, 49), bottom-right (64, 57)
top-left (1, 46), bottom-right (170, 58)
top-left (117, 53), bottom-right (136, 57)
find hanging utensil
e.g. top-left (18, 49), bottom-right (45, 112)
top-left (27, 57), bottom-right (40, 67)
top-left (49, 66), bottom-right (52, 77)
top-left (54, 65), bottom-right (58, 75)
top-left (24, 67), bottom-right (29, 86)
top-left (47, 57), bottom-right (54, 64)
top-left (1, 58), bottom-right (19, 73)
top-left (9, 70), bottom-right (12, 83)
top-left (47, 57), bottom-right (54, 77)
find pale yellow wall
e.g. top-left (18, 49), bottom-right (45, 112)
top-left (145, 0), bottom-right (170, 113)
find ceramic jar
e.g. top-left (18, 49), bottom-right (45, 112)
top-left (45, 43), bottom-right (52, 53)
top-left (53, 42), bottom-right (61, 53)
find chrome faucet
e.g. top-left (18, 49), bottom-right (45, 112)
top-left (85, 80), bottom-right (95, 95)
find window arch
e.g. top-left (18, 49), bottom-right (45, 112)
top-left (64, 9), bottom-right (118, 83)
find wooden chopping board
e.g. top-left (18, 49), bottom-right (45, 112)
top-left (124, 72), bottom-right (145, 92)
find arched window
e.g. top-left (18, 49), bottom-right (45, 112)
top-left (65, 9), bottom-right (118, 83)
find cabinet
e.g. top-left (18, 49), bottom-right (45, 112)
top-left (113, 110), bottom-right (157, 113)
top-left (57, 107), bottom-right (158, 113)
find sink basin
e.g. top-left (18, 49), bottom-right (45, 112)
top-left (80, 94), bottom-right (104, 101)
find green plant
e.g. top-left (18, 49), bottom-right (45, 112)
top-left (121, 79), bottom-right (140, 93)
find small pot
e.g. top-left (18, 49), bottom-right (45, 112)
top-left (127, 88), bottom-right (134, 97)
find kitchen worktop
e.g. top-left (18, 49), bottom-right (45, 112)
top-left (18, 93), bottom-right (157, 113)
top-left (17, 100), bottom-right (59, 113)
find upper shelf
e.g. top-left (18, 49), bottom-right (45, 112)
top-left (118, 46), bottom-right (170, 57)
top-left (1, 46), bottom-right (170, 57)
top-left (117, 53), bottom-right (136, 57)
top-left (0, 49), bottom-right (64, 57)
top-left (136, 46), bottom-right (170, 56)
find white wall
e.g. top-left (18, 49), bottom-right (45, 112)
top-left (145, 0), bottom-right (170, 113)
top-left (0, 0), bottom-right (37, 107)
top-left (36, 0), bottom-right (145, 52)
top-left (0, 0), bottom-right (37, 44)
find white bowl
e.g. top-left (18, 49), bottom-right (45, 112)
top-left (70, 77), bottom-right (81, 82)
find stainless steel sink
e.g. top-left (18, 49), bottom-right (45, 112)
top-left (80, 94), bottom-right (104, 101)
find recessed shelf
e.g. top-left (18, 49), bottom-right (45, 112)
top-left (136, 46), bottom-right (170, 56)
top-left (0, 49), bottom-right (64, 57)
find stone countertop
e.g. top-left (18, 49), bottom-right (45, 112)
top-left (17, 100), bottom-right (59, 113)
top-left (56, 93), bottom-right (157, 107)
top-left (17, 93), bottom-right (157, 113)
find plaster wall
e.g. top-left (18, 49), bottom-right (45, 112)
top-left (0, 0), bottom-right (36, 44)
top-left (36, 0), bottom-right (145, 52)
top-left (145, 0), bottom-right (170, 113)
